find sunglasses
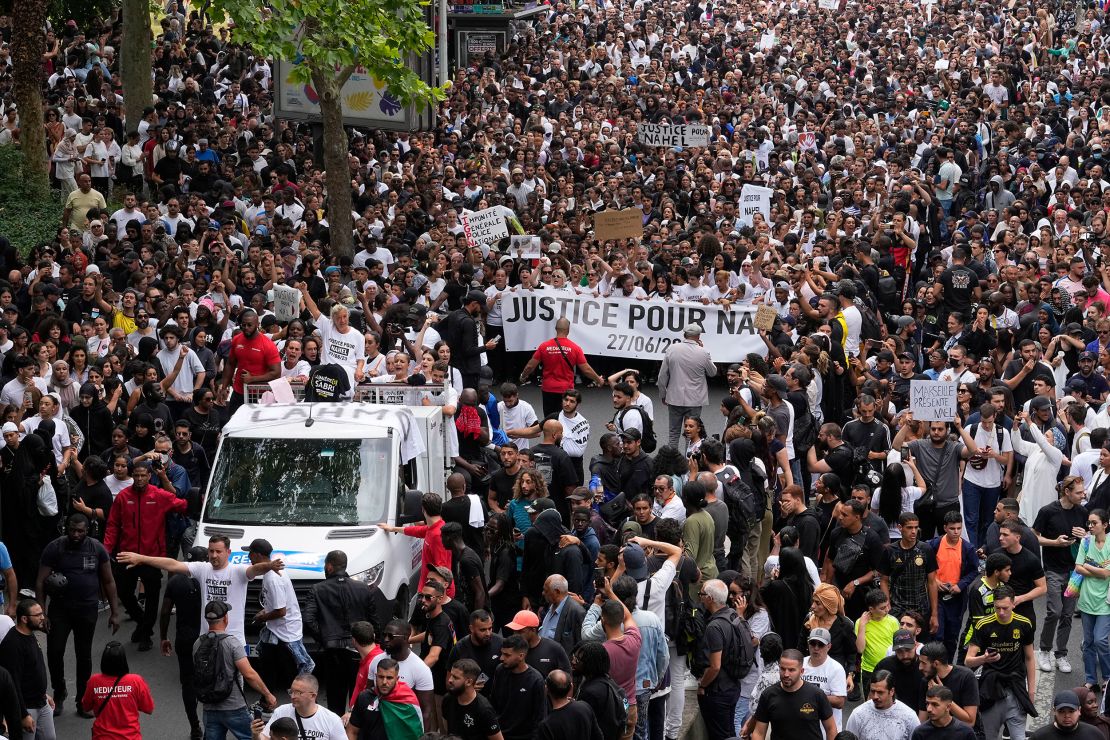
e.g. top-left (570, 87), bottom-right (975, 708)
top-left (808, 641), bottom-right (827, 648)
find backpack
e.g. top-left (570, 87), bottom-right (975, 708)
top-left (792, 398), bottom-right (817, 454)
top-left (618, 406), bottom-right (657, 452)
top-left (876, 270), bottom-right (901, 314)
top-left (692, 609), bottom-right (756, 681)
top-left (677, 604), bottom-right (707, 660)
top-left (858, 300), bottom-right (882, 343)
top-left (641, 559), bottom-right (689, 642)
top-left (589, 676), bottom-right (629, 738)
top-left (192, 632), bottom-right (242, 705)
top-left (720, 470), bottom-right (765, 547)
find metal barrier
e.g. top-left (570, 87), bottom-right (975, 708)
top-left (244, 380), bottom-right (450, 405)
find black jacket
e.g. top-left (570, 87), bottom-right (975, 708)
top-left (441, 308), bottom-right (483, 374)
top-left (782, 508), bottom-right (822, 562)
top-left (303, 571), bottom-right (379, 649)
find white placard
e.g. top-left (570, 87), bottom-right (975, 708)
top-left (510, 235), bottom-right (542, 259)
top-left (502, 290), bottom-right (768, 362)
top-left (759, 33), bottom-right (776, 51)
top-left (637, 123), bottom-right (711, 148)
top-left (819, 0), bottom-right (839, 9)
top-left (461, 207), bottom-right (509, 248)
top-left (272, 283), bottom-right (302, 322)
top-left (738, 184), bottom-right (774, 227)
top-left (910, 380), bottom-right (958, 422)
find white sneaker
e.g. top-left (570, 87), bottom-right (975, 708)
top-left (1038, 651), bottom-right (1055, 672)
top-left (1057, 656), bottom-right (1073, 674)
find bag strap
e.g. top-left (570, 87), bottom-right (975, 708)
top-left (552, 338), bottom-right (577, 374)
top-left (95, 675), bottom-right (124, 716)
top-left (642, 578), bottom-right (652, 611)
top-left (294, 711), bottom-right (309, 740)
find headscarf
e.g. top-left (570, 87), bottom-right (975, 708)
top-left (762, 547), bottom-right (812, 650)
top-left (805, 582), bottom-right (844, 629)
top-left (55, 128), bottom-right (78, 159)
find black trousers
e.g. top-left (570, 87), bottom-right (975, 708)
top-left (114, 562), bottom-right (162, 641)
top-left (541, 391), bottom-right (564, 418)
top-left (315, 647), bottom-right (359, 714)
top-left (918, 499), bottom-right (961, 542)
top-left (175, 634), bottom-right (200, 728)
top-left (47, 604), bottom-right (97, 706)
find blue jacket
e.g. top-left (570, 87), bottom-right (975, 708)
top-left (927, 535), bottom-right (979, 595)
top-left (582, 604), bottom-right (670, 694)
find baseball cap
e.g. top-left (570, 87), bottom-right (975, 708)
top-left (1054, 690), bottom-right (1081, 710)
top-left (1081, 351), bottom-right (1098, 361)
top-left (465, 290), bottom-right (486, 306)
top-left (809, 627), bottom-right (832, 645)
top-left (1030, 395), bottom-right (1053, 411)
top-left (683, 323), bottom-right (705, 336)
top-left (204, 600), bottom-right (231, 621)
top-left (426, 563), bottom-right (453, 585)
top-left (622, 543), bottom-right (649, 581)
top-left (505, 610), bottom-right (540, 630)
top-left (240, 538), bottom-right (273, 556)
top-left (895, 315), bottom-right (916, 329)
top-left (765, 374), bottom-right (789, 395)
top-left (1066, 377), bottom-right (1087, 393)
top-left (620, 428), bottom-right (642, 442)
top-left (892, 629), bottom-right (916, 650)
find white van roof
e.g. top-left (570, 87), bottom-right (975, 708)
top-left (223, 403), bottom-right (427, 462)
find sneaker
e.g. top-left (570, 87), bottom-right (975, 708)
top-left (1057, 656), bottom-right (1073, 674)
top-left (1038, 651), bottom-right (1055, 672)
top-left (138, 639), bottom-right (153, 652)
top-left (685, 675), bottom-right (699, 691)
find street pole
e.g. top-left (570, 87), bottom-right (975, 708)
top-left (439, 0), bottom-right (448, 86)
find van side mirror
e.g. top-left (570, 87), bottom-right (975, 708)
top-left (397, 489), bottom-right (424, 525)
top-left (186, 486), bottom-right (202, 519)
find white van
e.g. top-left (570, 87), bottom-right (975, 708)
top-left (196, 400), bottom-right (452, 635)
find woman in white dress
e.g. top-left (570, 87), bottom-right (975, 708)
top-left (1013, 408), bottom-right (1066, 523)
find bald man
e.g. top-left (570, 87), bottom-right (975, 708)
top-left (520, 317), bottom-right (604, 417)
top-left (532, 418), bottom-right (581, 522)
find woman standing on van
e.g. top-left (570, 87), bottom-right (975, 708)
top-left (81, 641), bottom-right (153, 739)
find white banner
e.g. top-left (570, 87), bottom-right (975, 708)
top-left (501, 290), bottom-right (768, 362)
top-left (637, 123), bottom-right (711, 148)
top-left (738, 184), bottom-right (773, 227)
top-left (462, 207), bottom-right (508, 248)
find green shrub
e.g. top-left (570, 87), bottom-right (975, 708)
top-left (0, 145), bottom-right (61, 257)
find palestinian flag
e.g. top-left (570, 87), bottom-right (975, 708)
top-left (381, 681), bottom-right (424, 740)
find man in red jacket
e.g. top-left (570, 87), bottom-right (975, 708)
top-left (103, 461), bottom-right (187, 651)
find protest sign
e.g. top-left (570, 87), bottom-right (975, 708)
top-left (753, 305), bottom-right (778, 331)
top-left (272, 283), bottom-right (301, 322)
top-left (502, 289), bottom-right (767, 362)
top-left (510, 235), bottom-right (542, 259)
top-left (593, 209), bottom-right (645, 241)
top-left (818, 0), bottom-right (839, 9)
top-left (637, 123), bottom-right (710, 148)
top-left (909, 380), bottom-right (958, 422)
top-left (461, 207), bottom-right (509, 248)
top-left (798, 131), bottom-right (817, 152)
top-left (738, 185), bottom-right (773, 227)
top-left (759, 32), bottom-right (776, 51)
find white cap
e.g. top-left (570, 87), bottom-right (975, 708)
top-left (1, 422), bottom-right (18, 434)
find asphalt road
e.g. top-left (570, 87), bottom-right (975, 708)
top-left (49, 382), bottom-right (1076, 738)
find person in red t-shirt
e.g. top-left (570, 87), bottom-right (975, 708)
top-left (82, 641), bottom-right (153, 740)
top-left (347, 620), bottom-right (385, 717)
top-left (518, 318), bottom-right (604, 417)
top-left (378, 492), bottom-right (455, 597)
top-left (216, 309), bottom-right (281, 413)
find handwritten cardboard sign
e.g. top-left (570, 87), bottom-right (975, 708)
top-left (910, 380), bottom-right (958, 422)
top-left (754, 305), bottom-right (778, 331)
top-left (593, 209), bottom-right (644, 241)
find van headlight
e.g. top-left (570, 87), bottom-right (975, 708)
top-left (350, 561), bottom-right (385, 588)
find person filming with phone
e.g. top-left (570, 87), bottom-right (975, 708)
top-left (1030, 475), bottom-right (1088, 676)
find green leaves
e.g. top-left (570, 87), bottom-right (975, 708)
top-left (209, 0), bottom-right (444, 107)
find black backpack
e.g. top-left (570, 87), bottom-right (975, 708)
top-left (641, 560), bottom-right (689, 642)
top-left (618, 406), bottom-right (657, 452)
top-left (876, 270), bottom-right (901, 314)
top-left (691, 609), bottom-right (756, 681)
top-left (192, 632), bottom-right (243, 705)
top-left (720, 470), bottom-right (765, 545)
top-left (586, 676), bottom-right (629, 739)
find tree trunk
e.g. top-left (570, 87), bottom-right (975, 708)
top-left (311, 68), bottom-right (354, 259)
top-left (11, 0), bottom-right (49, 195)
top-left (121, 0), bottom-right (152, 140)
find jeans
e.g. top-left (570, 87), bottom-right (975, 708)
top-left (666, 405), bottom-right (698, 448)
top-left (961, 480), bottom-right (1001, 549)
top-left (734, 695), bottom-right (751, 736)
top-left (1081, 611), bottom-right (1110, 685)
top-left (664, 646), bottom-right (686, 739)
top-left (1041, 569), bottom-right (1077, 656)
top-left (698, 688), bottom-right (741, 740)
top-left (203, 706), bottom-right (252, 740)
top-left (981, 691), bottom-right (1026, 740)
top-left (21, 704), bottom-right (56, 740)
top-left (259, 626), bottom-right (316, 675)
top-left (114, 562), bottom-right (162, 642)
top-left (634, 690), bottom-right (651, 740)
top-left (647, 694), bottom-right (667, 740)
top-left (46, 605), bottom-right (96, 708)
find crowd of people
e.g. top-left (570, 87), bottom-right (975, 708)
top-left (9, 0), bottom-right (1110, 736)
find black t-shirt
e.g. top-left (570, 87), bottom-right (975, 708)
top-left (892, 372), bottom-right (929, 410)
top-left (937, 664), bottom-right (980, 715)
top-left (489, 468), bottom-right (520, 510)
top-left (970, 613), bottom-right (1035, 677)
top-left (1028, 720), bottom-right (1106, 740)
top-left (753, 681), bottom-right (833, 740)
top-left (447, 634), bottom-right (504, 698)
top-left (525, 637), bottom-right (571, 678)
top-left (348, 689), bottom-right (387, 739)
top-left (163, 572), bottom-right (203, 641)
top-left (181, 407), bottom-right (222, 459)
top-left (412, 600), bottom-right (468, 654)
top-left (39, 536), bottom-right (109, 608)
top-left (536, 700), bottom-right (604, 740)
top-left (72, 480), bottom-right (113, 539)
top-left (532, 443), bottom-right (578, 507)
top-left (306, 363), bottom-right (351, 401)
top-left (1005, 547), bottom-right (1046, 622)
top-left (452, 546), bottom-right (488, 614)
top-left (874, 654), bottom-right (926, 712)
top-left (420, 611), bottom-right (457, 693)
top-left (443, 692), bottom-right (501, 740)
top-left (842, 418), bottom-right (890, 459)
top-left (441, 496), bottom-right (485, 553)
top-left (827, 526), bottom-right (884, 585)
top-left (911, 718), bottom-right (979, 740)
top-left (1032, 500), bottom-right (1088, 574)
top-left (939, 265), bottom-right (978, 313)
top-left (1002, 359), bottom-right (1055, 408)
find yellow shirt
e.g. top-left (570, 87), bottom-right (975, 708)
top-left (64, 187), bottom-right (107, 231)
top-left (112, 311), bottom-right (137, 335)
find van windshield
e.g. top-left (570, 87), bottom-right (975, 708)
top-left (203, 437), bottom-right (392, 526)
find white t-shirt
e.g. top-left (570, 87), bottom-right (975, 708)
top-left (498, 399), bottom-right (539, 449)
top-left (841, 304), bottom-right (862, 356)
top-left (264, 703), bottom-right (346, 740)
top-left (260, 569), bottom-right (304, 643)
top-left (803, 656), bottom-right (847, 733)
top-left (157, 347), bottom-right (205, 396)
top-left (186, 562), bottom-right (253, 644)
top-left (316, 316), bottom-right (364, 385)
top-left (104, 475), bottom-right (133, 498)
top-left (962, 422), bottom-right (1012, 489)
top-left (369, 650), bottom-right (433, 691)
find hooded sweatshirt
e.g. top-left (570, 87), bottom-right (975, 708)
top-left (72, 382), bottom-right (113, 458)
top-left (985, 174), bottom-right (1016, 213)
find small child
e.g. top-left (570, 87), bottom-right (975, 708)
top-left (855, 589), bottom-right (900, 695)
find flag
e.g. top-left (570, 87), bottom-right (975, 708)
top-left (380, 681), bottom-right (424, 740)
